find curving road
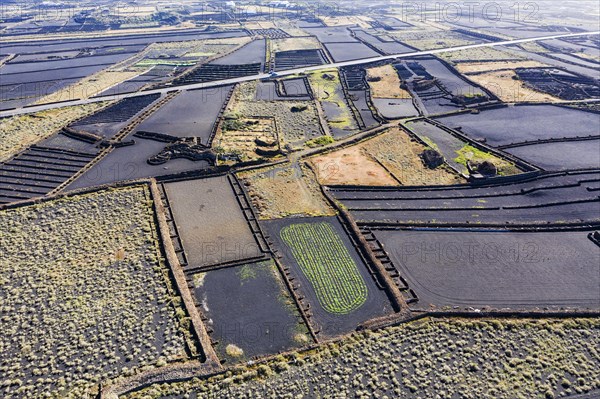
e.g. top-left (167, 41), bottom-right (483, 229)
top-left (1, 30), bottom-right (599, 118)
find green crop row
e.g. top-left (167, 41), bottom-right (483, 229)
top-left (280, 222), bottom-right (368, 314)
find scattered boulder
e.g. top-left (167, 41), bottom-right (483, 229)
top-left (476, 161), bottom-right (497, 176)
top-left (255, 137), bottom-right (278, 147)
top-left (420, 149), bottom-right (444, 169)
top-left (290, 105), bottom-right (308, 113)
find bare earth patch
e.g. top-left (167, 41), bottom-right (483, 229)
top-left (311, 146), bottom-right (399, 186)
top-left (311, 128), bottom-right (462, 186)
top-left (466, 70), bottom-right (561, 103)
top-left (366, 65), bottom-right (412, 99)
top-left (238, 164), bottom-right (335, 220)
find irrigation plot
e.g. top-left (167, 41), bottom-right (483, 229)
top-left (263, 216), bottom-right (393, 338)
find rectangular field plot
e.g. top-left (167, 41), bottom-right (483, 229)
top-left (209, 39), bottom-right (265, 66)
top-left (0, 133), bottom-right (99, 204)
top-left (373, 229), bottom-right (600, 309)
top-left (372, 98), bottom-right (419, 118)
top-left (134, 87), bottom-right (233, 143)
top-left (323, 42), bottom-right (380, 62)
top-left (303, 26), bottom-right (358, 43)
top-left (192, 260), bottom-right (309, 362)
top-left (435, 105), bottom-right (600, 147)
top-left (164, 176), bottom-right (263, 268)
top-left (263, 217), bottom-right (393, 338)
top-left (505, 139), bottom-right (600, 171)
top-left (173, 63), bottom-right (262, 85)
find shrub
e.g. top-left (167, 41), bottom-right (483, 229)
top-left (305, 135), bottom-right (335, 148)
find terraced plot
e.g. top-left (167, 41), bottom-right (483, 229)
top-left (273, 49), bottom-right (326, 71)
top-left (280, 222), bottom-right (368, 314)
top-left (0, 133), bottom-right (99, 204)
top-left (72, 93), bottom-right (161, 138)
top-left (329, 171), bottom-right (600, 227)
top-left (173, 63), bottom-right (262, 85)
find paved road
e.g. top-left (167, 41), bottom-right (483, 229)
top-left (1, 30), bottom-right (598, 118)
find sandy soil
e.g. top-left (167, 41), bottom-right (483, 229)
top-left (239, 163), bottom-right (335, 220)
top-left (467, 70), bottom-right (561, 103)
top-left (366, 65), bottom-right (412, 99)
top-left (311, 146), bottom-right (399, 186)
